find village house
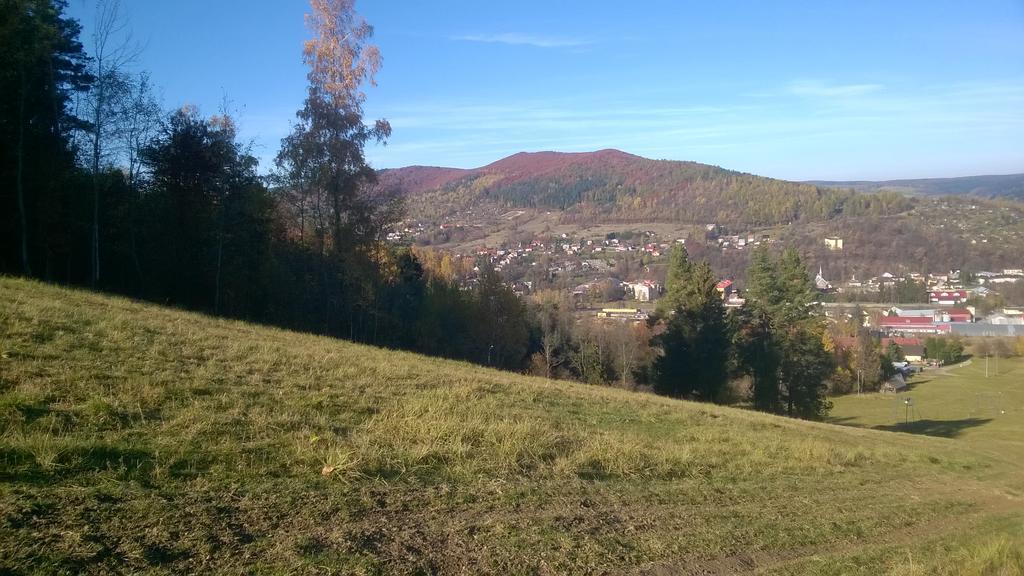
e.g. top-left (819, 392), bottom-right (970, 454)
top-left (626, 280), bottom-right (662, 302)
top-left (898, 342), bottom-right (926, 363)
top-left (724, 293), bottom-right (746, 308)
top-left (929, 289), bottom-right (969, 305)
top-left (888, 307), bottom-right (936, 318)
top-left (986, 314), bottom-right (1024, 326)
top-left (879, 315), bottom-right (951, 335)
top-left (715, 279), bottom-right (734, 299)
top-left (596, 308), bottom-right (649, 322)
top-left (937, 308), bottom-right (974, 323)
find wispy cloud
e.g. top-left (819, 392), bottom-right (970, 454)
top-left (359, 79), bottom-right (1024, 179)
top-left (455, 32), bottom-right (593, 49)
top-left (788, 80), bottom-right (884, 98)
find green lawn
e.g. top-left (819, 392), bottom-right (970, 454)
top-left (829, 358), bottom-right (1024, 479)
top-left (2, 277), bottom-right (1023, 574)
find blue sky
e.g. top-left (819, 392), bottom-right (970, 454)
top-left (67, 1), bottom-right (1024, 180)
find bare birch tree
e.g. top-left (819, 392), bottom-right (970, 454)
top-left (85, 0), bottom-right (140, 285)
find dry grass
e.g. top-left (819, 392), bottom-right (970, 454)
top-left (1, 277), bottom-right (1022, 574)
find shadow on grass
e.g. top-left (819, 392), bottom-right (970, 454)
top-left (0, 444), bottom-right (158, 485)
top-left (826, 416), bottom-right (862, 425)
top-left (0, 444), bottom-right (213, 486)
top-left (874, 417), bottom-right (993, 438)
top-left (900, 377), bottom-right (932, 392)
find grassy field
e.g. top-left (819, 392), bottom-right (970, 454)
top-left (2, 277), bottom-right (1023, 575)
top-left (829, 358), bottom-right (1024, 486)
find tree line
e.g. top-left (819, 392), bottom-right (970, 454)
top-left (3, 0), bottom-right (846, 421)
top-left (522, 244), bottom-right (839, 419)
top-left (0, 0), bottom-right (535, 368)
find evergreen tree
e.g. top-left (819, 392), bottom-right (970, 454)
top-left (779, 328), bottom-right (835, 419)
top-left (735, 304), bottom-right (780, 411)
top-left (777, 246), bottom-right (818, 323)
top-left (1, 0), bottom-right (91, 278)
top-left (740, 245), bottom-right (782, 410)
top-left (656, 243), bottom-right (693, 316)
top-left (652, 313), bottom-right (694, 396)
top-left (737, 246), bottom-right (833, 418)
top-left (654, 260), bottom-right (731, 402)
top-left (886, 340), bottom-right (904, 363)
top-left (774, 249), bottom-right (832, 417)
top-left (416, 277), bottom-right (474, 360)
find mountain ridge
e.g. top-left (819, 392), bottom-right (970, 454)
top-left (377, 149), bottom-right (911, 226)
top-left (809, 172), bottom-right (1024, 200)
top-left (380, 149), bottom-right (1022, 199)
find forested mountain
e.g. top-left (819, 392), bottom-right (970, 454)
top-left (809, 173), bottom-right (1024, 200)
top-left (383, 150), bottom-right (1024, 276)
top-left (380, 150), bottom-right (913, 226)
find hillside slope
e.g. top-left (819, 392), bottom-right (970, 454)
top-left (379, 150), bottom-right (912, 226)
top-left (2, 278), bottom-right (1023, 574)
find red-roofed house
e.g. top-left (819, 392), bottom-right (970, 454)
top-left (937, 308), bottom-right (974, 323)
top-left (879, 315), bottom-right (951, 335)
top-left (929, 290), bottom-right (969, 305)
top-left (716, 279), bottom-right (734, 299)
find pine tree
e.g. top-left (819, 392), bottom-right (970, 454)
top-left (777, 247), bottom-right (817, 324)
top-left (654, 259), bottom-right (731, 402)
top-left (739, 245), bottom-right (782, 411)
top-left (779, 327), bottom-right (835, 419)
top-left (745, 246), bottom-right (779, 311)
top-left (656, 243), bottom-right (693, 316)
top-left (738, 246), bottom-right (833, 418)
top-left (1, 0), bottom-right (92, 278)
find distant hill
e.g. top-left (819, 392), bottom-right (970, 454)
top-left (379, 151), bottom-right (1024, 275)
top-left (810, 173), bottom-right (1024, 200)
top-left (4, 277), bottom-right (1024, 573)
top-left (379, 150), bottom-right (912, 226)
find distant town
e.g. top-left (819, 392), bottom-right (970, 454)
top-left (390, 219), bottom-right (1023, 339)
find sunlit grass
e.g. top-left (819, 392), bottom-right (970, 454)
top-left (2, 277), bottom-right (1022, 574)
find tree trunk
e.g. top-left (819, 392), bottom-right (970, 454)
top-left (214, 235), bottom-right (223, 314)
top-left (91, 75), bottom-right (103, 287)
top-left (16, 76), bottom-right (31, 275)
top-left (129, 200), bottom-right (143, 287)
top-left (621, 345), bottom-right (630, 388)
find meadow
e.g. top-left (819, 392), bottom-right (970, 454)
top-left (829, 356), bottom-right (1024, 485)
top-left (1, 277), bottom-right (1022, 574)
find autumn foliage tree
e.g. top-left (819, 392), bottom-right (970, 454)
top-left (275, 0), bottom-right (399, 338)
